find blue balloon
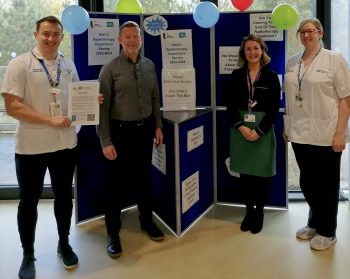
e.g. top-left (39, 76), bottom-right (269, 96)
top-left (61, 5), bottom-right (90, 35)
top-left (193, 2), bottom-right (220, 28)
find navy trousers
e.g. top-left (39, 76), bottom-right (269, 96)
top-left (292, 143), bottom-right (341, 237)
top-left (104, 117), bottom-right (155, 235)
top-left (15, 148), bottom-right (77, 255)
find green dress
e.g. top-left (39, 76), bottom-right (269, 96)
top-left (230, 110), bottom-right (276, 177)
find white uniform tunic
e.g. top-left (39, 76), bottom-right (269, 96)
top-left (283, 48), bottom-right (350, 146)
top-left (1, 47), bottom-right (80, 154)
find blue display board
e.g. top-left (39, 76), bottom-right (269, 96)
top-left (151, 120), bottom-right (177, 231)
top-left (143, 14), bottom-right (211, 106)
top-left (214, 12), bottom-right (287, 207)
top-left (178, 112), bottom-right (213, 231)
top-left (73, 13), bottom-right (141, 223)
top-left (72, 13), bottom-right (140, 81)
top-left (73, 11), bottom-right (287, 225)
top-left (215, 12), bottom-right (286, 107)
top-left (152, 110), bottom-right (214, 235)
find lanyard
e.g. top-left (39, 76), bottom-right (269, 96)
top-left (246, 68), bottom-right (261, 112)
top-left (297, 47), bottom-right (322, 94)
top-left (31, 51), bottom-right (61, 88)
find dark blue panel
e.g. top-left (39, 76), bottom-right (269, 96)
top-left (73, 14), bottom-right (141, 223)
top-left (215, 12), bottom-right (286, 107)
top-left (76, 126), bottom-right (138, 222)
top-left (216, 110), bottom-right (286, 207)
top-left (143, 14), bottom-right (211, 107)
top-left (72, 13), bottom-right (140, 81)
top-left (178, 112), bottom-right (214, 231)
top-left (152, 120), bottom-right (177, 231)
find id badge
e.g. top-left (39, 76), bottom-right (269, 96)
top-left (244, 113), bottom-right (256, 123)
top-left (50, 87), bottom-right (60, 95)
top-left (295, 100), bottom-right (303, 109)
top-left (50, 101), bottom-right (62, 117)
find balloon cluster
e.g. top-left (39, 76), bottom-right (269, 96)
top-left (193, 1), bottom-right (219, 28)
top-left (271, 4), bottom-right (299, 30)
top-left (61, 5), bottom-right (90, 35)
top-left (116, 0), bottom-right (143, 14)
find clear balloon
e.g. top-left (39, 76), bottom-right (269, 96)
top-left (61, 5), bottom-right (90, 35)
top-left (231, 0), bottom-right (254, 12)
top-left (116, 0), bottom-right (143, 14)
top-left (271, 4), bottom-right (299, 30)
top-left (193, 2), bottom-right (220, 29)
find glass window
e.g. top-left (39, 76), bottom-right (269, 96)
top-left (332, 0), bottom-right (350, 199)
top-left (331, 0), bottom-right (349, 62)
top-left (0, 0), bottom-right (78, 191)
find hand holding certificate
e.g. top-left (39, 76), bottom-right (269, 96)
top-left (68, 81), bottom-right (100, 125)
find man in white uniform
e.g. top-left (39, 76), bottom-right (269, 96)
top-left (1, 16), bottom-right (79, 279)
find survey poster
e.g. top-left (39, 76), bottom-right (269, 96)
top-left (88, 18), bottom-right (119, 66)
top-left (250, 13), bottom-right (283, 41)
top-left (161, 29), bottom-right (193, 69)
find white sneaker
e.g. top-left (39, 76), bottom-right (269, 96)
top-left (296, 226), bottom-right (316, 240)
top-left (310, 234), bottom-right (337, 251)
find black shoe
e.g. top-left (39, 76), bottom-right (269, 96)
top-left (141, 221), bottom-right (164, 241)
top-left (18, 256), bottom-right (36, 279)
top-left (57, 242), bottom-right (79, 269)
top-left (240, 211), bottom-right (253, 232)
top-left (250, 211), bottom-right (264, 234)
top-left (107, 235), bottom-right (122, 258)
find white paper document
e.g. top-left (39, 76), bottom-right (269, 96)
top-left (161, 29), bottom-right (193, 69)
top-left (88, 18), bottom-right (120, 66)
top-left (162, 68), bottom-right (196, 111)
top-left (68, 81), bottom-right (100, 125)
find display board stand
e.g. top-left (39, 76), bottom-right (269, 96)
top-left (72, 11), bottom-right (287, 236)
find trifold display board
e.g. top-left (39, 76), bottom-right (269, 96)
top-left (73, 11), bottom-right (287, 235)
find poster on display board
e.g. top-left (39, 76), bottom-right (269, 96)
top-left (219, 46), bottom-right (240, 74)
top-left (162, 68), bottom-right (196, 111)
top-left (88, 18), bottom-right (119, 66)
top-left (250, 13), bottom-right (283, 41)
top-left (160, 29), bottom-right (193, 69)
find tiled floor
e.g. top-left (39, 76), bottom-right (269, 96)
top-left (0, 200), bottom-right (349, 279)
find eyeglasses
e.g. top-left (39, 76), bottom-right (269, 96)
top-left (299, 29), bottom-right (319, 36)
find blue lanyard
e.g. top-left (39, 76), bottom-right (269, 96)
top-left (31, 51), bottom-right (61, 87)
top-left (297, 47), bottom-right (322, 92)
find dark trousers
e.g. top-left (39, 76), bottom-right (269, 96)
top-left (105, 117), bottom-right (154, 235)
top-left (15, 148), bottom-right (77, 255)
top-left (240, 174), bottom-right (271, 212)
top-left (292, 143), bottom-right (341, 237)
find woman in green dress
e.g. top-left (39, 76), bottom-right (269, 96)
top-left (227, 34), bottom-right (281, 234)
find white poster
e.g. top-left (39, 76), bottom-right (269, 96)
top-left (162, 68), bottom-right (196, 111)
top-left (182, 171), bottom-right (199, 214)
top-left (187, 126), bottom-right (204, 152)
top-left (250, 13), bottom-right (283, 41)
top-left (219, 46), bottom-right (240, 74)
top-left (152, 141), bottom-right (166, 175)
top-left (88, 18), bottom-right (119, 66)
top-left (161, 29), bottom-right (193, 69)
top-left (68, 81), bottom-right (100, 126)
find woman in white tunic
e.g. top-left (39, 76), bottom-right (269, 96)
top-left (284, 18), bottom-right (350, 251)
